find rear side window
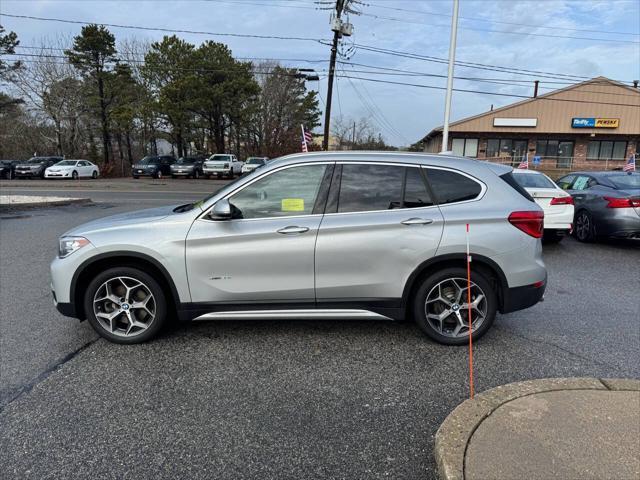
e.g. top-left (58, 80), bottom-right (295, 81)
top-left (404, 167), bottom-right (434, 208)
top-left (512, 172), bottom-right (556, 189)
top-left (338, 164), bottom-right (403, 212)
top-left (426, 168), bottom-right (482, 204)
top-left (499, 172), bottom-right (534, 202)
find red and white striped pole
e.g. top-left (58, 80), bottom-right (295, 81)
top-left (466, 223), bottom-right (475, 399)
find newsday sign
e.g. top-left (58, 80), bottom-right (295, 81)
top-left (572, 118), bottom-right (619, 128)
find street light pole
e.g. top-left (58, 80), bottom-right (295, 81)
top-left (441, 0), bottom-right (459, 154)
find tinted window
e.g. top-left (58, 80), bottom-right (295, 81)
top-left (404, 167), bottom-right (433, 208)
top-left (426, 169), bottom-right (482, 204)
top-left (512, 172), bottom-right (556, 189)
top-left (605, 173), bottom-right (640, 189)
top-left (229, 165), bottom-right (327, 219)
top-left (337, 164), bottom-right (403, 213)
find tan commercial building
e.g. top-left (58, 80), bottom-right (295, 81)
top-left (423, 77), bottom-right (640, 173)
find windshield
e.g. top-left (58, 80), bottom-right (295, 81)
top-left (247, 158), bottom-right (264, 165)
top-left (27, 157), bottom-right (47, 164)
top-left (605, 173), bottom-right (640, 189)
top-left (209, 155), bottom-right (231, 162)
top-left (512, 172), bottom-right (557, 189)
top-left (177, 158), bottom-right (197, 164)
top-left (138, 156), bottom-right (159, 165)
top-left (56, 160), bottom-right (77, 166)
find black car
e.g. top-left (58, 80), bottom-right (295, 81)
top-left (131, 155), bottom-right (176, 179)
top-left (557, 171), bottom-right (640, 241)
top-left (170, 156), bottom-right (205, 179)
top-left (14, 156), bottom-right (64, 179)
top-left (0, 160), bottom-right (19, 179)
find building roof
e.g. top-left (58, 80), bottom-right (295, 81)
top-left (424, 77), bottom-right (640, 138)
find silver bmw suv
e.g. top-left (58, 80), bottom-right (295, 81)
top-left (51, 152), bottom-right (547, 345)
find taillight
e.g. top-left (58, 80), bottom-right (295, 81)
top-left (604, 196), bottom-right (640, 208)
top-left (508, 211), bottom-right (544, 238)
top-left (550, 196), bottom-right (574, 205)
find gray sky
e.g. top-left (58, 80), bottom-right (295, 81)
top-left (2, 0), bottom-right (639, 146)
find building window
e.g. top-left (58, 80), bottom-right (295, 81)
top-left (486, 139), bottom-right (527, 162)
top-left (535, 140), bottom-right (574, 167)
top-left (587, 140), bottom-right (627, 161)
top-left (451, 138), bottom-right (478, 157)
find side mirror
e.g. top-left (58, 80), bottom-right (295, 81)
top-left (209, 198), bottom-right (232, 220)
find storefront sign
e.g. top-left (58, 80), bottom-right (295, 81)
top-left (571, 118), bottom-right (619, 128)
top-left (493, 118), bottom-right (538, 127)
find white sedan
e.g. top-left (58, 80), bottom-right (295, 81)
top-left (512, 169), bottom-right (574, 242)
top-left (45, 160), bottom-right (99, 180)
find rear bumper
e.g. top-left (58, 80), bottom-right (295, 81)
top-left (596, 210), bottom-right (640, 238)
top-left (500, 277), bottom-right (547, 314)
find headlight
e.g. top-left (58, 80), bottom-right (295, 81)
top-left (59, 236), bottom-right (90, 258)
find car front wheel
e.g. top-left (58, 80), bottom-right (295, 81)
top-left (413, 267), bottom-right (496, 345)
top-left (84, 267), bottom-right (167, 344)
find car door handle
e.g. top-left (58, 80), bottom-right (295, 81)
top-left (277, 226), bottom-right (309, 235)
top-left (401, 218), bottom-right (434, 226)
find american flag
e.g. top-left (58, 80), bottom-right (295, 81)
top-left (623, 154), bottom-right (636, 172)
top-left (301, 125), bottom-right (313, 152)
top-left (517, 152), bottom-right (529, 169)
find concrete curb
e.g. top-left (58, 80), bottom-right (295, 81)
top-left (0, 198), bottom-right (92, 212)
top-left (434, 377), bottom-right (640, 480)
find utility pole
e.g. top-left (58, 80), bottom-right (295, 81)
top-left (351, 121), bottom-right (356, 149)
top-left (323, 0), bottom-right (353, 151)
top-left (441, 0), bottom-right (459, 154)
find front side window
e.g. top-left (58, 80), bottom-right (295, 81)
top-left (229, 165), bottom-right (327, 219)
top-left (337, 164), bottom-right (403, 213)
top-left (426, 168), bottom-right (482, 204)
top-left (556, 174), bottom-right (576, 190)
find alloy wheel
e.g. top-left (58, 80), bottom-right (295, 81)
top-left (424, 277), bottom-right (488, 338)
top-left (93, 276), bottom-right (156, 337)
top-left (576, 212), bottom-right (591, 241)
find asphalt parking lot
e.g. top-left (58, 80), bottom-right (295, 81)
top-left (1, 178), bottom-right (639, 479)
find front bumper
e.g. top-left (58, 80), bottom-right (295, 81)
top-left (45, 172), bottom-right (71, 178)
top-left (14, 170), bottom-right (40, 177)
top-left (171, 169), bottom-right (194, 176)
top-left (132, 169), bottom-right (157, 177)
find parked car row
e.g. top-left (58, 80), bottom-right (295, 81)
top-left (0, 157), bottom-right (100, 180)
top-left (131, 154), bottom-right (271, 179)
top-left (511, 169), bottom-right (639, 242)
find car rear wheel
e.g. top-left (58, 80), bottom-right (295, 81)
top-left (84, 267), bottom-right (167, 344)
top-left (92, 171), bottom-right (98, 179)
top-left (413, 267), bottom-right (496, 346)
top-left (574, 210), bottom-right (595, 242)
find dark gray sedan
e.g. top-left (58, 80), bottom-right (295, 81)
top-left (556, 171), bottom-right (640, 242)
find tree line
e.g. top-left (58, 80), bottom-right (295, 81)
top-left (0, 24), bottom-right (329, 174)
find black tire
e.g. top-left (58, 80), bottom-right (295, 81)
top-left (155, 170), bottom-right (163, 179)
top-left (413, 267), bottom-right (497, 346)
top-left (92, 171), bottom-right (98, 179)
top-left (133, 176), bottom-right (139, 179)
top-left (194, 170), bottom-right (200, 179)
top-left (84, 267), bottom-right (167, 344)
top-left (72, 170), bottom-right (79, 180)
top-left (206, 174), bottom-right (211, 179)
top-left (574, 210), bottom-right (595, 243)
top-left (171, 175), bottom-right (177, 179)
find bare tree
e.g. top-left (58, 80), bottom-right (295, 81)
top-left (11, 36), bottom-right (85, 156)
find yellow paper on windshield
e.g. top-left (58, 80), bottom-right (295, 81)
top-left (282, 198), bottom-right (305, 212)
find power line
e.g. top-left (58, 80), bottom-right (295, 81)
top-left (336, 74), bottom-right (640, 108)
top-left (359, 11), bottom-right (640, 44)
top-left (366, 1), bottom-right (640, 36)
top-left (0, 13), bottom-right (327, 42)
